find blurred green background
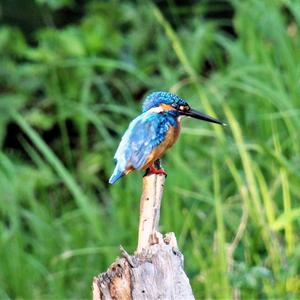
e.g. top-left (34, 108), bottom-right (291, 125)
top-left (1, 0), bottom-right (300, 298)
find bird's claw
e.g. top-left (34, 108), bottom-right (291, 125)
top-left (144, 165), bottom-right (167, 177)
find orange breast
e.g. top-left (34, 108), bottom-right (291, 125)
top-left (143, 122), bottom-right (181, 170)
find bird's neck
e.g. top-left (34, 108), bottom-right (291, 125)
top-left (163, 110), bottom-right (181, 128)
top-left (147, 107), bottom-right (181, 127)
top-left (165, 109), bottom-right (179, 118)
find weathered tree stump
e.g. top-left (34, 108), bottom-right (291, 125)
top-left (92, 173), bottom-right (195, 300)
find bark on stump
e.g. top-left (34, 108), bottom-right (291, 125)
top-left (92, 173), bottom-right (195, 300)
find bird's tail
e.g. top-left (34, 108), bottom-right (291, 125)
top-left (109, 167), bottom-right (124, 184)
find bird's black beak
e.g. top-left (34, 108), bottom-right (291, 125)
top-left (181, 108), bottom-right (225, 125)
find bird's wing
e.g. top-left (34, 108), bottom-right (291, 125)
top-left (114, 112), bottom-right (169, 171)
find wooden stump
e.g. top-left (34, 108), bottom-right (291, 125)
top-left (92, 174), bottom-right (195, 300)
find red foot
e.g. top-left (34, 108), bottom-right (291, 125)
top-left (148, 165), bottom-right (167, 176)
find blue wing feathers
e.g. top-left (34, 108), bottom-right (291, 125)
top-left (109, 168), bottom-right (124, 184)
top-left (111, 112), bottom-right (171, 180)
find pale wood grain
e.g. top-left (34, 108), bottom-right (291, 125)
top-left (92, 174), bottom-right (195, 300)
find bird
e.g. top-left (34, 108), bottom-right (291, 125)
top-left (109, 91), bottom-right (224, 184)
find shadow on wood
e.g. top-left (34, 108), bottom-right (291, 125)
top-left (92, 174), bottom-right (195, 300)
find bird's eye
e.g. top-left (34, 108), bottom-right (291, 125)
top-left (179, 105), bottom-right (190, 111)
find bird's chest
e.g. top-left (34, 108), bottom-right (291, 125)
top-left (164, 120), bottom-right (181, 148)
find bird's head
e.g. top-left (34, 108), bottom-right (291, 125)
top-left (142, 91), bottom-right (224, 125)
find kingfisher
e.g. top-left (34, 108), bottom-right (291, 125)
top-left (109, 91), bottom-right (224, 184)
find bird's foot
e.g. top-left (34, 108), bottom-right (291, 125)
top-left (149, 165), bottom-right (167, 176)
top-left (144, 165), bottom-right (167, 177)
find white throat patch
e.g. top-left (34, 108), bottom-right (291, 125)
top-left (148, 106), bottom-right (164, 113)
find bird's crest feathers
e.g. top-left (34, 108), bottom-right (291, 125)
top-left (142, 91), bottom-right (188, 112)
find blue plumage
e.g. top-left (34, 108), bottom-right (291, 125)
top-left (109, 169), bottom-right (124, 184)
top-left (109, 110), bottom-right (176, 184)
top-left (142, 91), bottom-right (188, 112)
top-left (109, 91), bottom-right (224, 184)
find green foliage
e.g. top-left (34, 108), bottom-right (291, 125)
top-left (0, 0), bottom-right (300, 298)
